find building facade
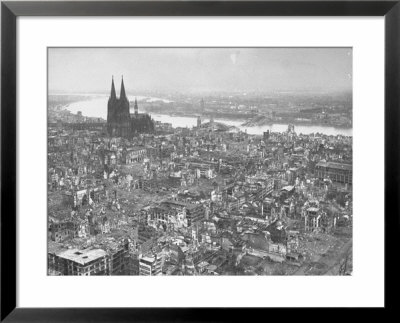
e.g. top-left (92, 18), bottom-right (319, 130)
top-left (315, 161), bottom-right (352, 185)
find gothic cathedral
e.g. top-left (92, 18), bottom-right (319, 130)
top-left (107, 77), bottom-right (155, 138)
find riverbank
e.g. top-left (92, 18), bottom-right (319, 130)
top-left (241, 114), bottom-right (352, 129)
top-left (61, 96), bottom-right (352, 137)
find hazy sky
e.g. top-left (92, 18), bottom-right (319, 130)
top-left (48, 48), bottom-right (352, 94)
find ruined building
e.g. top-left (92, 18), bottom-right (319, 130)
top-left (107, 77), bottom-right (155, 137)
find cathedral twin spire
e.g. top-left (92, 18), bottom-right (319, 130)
top-left (110, 76), bottom-right (127, 100)
top-left (107, 76), bottom-right (154, 137)
top-left (120, 76), bottom-right (126, 99)
top-left (110, 76), bottom-right (116, 99)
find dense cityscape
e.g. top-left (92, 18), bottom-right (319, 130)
top-left (47, 76), bottom-right (353, 276)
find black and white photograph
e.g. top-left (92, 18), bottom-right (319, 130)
top-left (47, 47), bottom-right (353, 276)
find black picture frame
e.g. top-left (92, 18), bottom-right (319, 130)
top-left (1, 1), bottom-right (399, 321)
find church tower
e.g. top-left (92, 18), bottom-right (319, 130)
top-left (120, 76), bottom-right (127, 101)
top-left (107, 76), bottom-right (131, 137)
top-left (107, 76), bottom-right (116, 135)
top-left (134, 97), bottom-right (138, 115)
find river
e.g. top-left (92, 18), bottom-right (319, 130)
top-left (64, 96), bottom-right (352, 137)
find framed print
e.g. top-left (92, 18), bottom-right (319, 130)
top-left (1, 0), bottom-right (399, 321)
